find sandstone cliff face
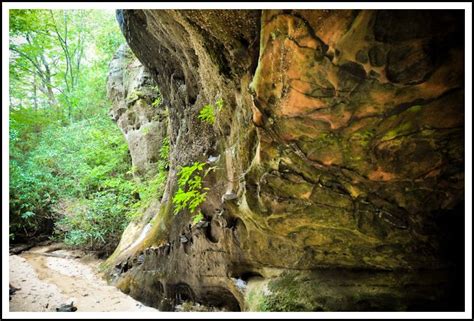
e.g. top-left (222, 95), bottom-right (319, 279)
top-left (107, 45), bottom-right (168, 179)
top-left (106, 10), bottom-right (465, 311)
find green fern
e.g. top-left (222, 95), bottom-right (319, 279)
top-left (173, 161), bottom-right (208, 215)
top-left (177, 161), bottom-right (206, 187)
top-left (152, 96), bottom-right (162, 108)
top-left (197, 99), bottom-right (225, 125)
top-left (192, 212), bottom-right (204, 225)
top-left (173, 188), bottom-right (200, 213)
top-left (198, 104), bottom-right (215, 125)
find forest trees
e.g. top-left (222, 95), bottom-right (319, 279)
top-left (9, 9), bottom-right (122, 121)
top-left (9, 9), bottom-right (139, 254)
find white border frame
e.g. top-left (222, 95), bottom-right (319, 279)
top-left (2, 2), bottom-right (472, 320)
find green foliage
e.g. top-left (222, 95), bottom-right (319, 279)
top-left (142, 126), bottom-right (151, 135)
top-left (9, 150), bottom-right (64, 239)
top-left (176, 162), bottom-right (206, 188)
top-left (128, 136), bottom-right (170, 221)
top-left (127, 90), bottom-right (144, 104)
top-left (152, 96), bottom-right (162, 108)
top-left (198, 104), bottom-right (215, 125)
top-left (9, 9), bottom-right (124, 121)
top-left (9, 112), bottom-right (137, 247)
top-left (56, 191), bottom-right (134, 251)
top-left (215, 98), bottom-right (224, 112)
top-left (9, 9), bottom-right (130, 247)
top-left (192, 212), bottom-right (204, 225)
top-left (197, 98), bottom-right (224, 125)
top-left (130, 171), bottom-right (167, 220)
top-left (172, 162), bottom-right (210, 224)
top-left (149, 85), bottom-right (162, 108)
top-left (159, 137), bottom-right (170, 161)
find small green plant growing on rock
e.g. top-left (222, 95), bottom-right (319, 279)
top-left (172, 161), bottom-right (210, 224)
top-left (141, 126), bottom-right (151, 135)
top-left (152, 96), bottom-right (162, 108)
top-left (192, 212), bottom-right (204, 225)
top-left (159, 137), bottom-right (170, 161)
top-left (215, 98), bottom-right (224, 112)
top-left (128, 136), bottom-right (170, 220)
top-left (198, 104), bottom-right (215, 125)
top-left (150, 85), bottom-right (163, 108)
top-left (197, 98), bottom-right (224, 125)
top-left (157, 136), bottom-right (170, 172)
top-left (127, 89), bottom-right (143, 104)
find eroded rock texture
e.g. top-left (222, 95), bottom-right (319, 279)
top-left (106, 10), bottom-right (465, 311)
top-left (107, 44), bottom-right (168, 178)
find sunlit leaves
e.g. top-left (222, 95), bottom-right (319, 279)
top-left (197, 98), bottom-right (224, 125)
top-left (8, 9), bottom-right (131, 247)
top-left (192, 212), bottom-right (204, 225)
top-left (176, 161), bottom-right (206, 188)
top-left (9, 113), bottom-right (135, 244)
top-left (198, 104), bottom-right (215, 125)
top-left (173, 162), bottom-right (209, 216)
top-left (9, 9), bottom-right (125, 118)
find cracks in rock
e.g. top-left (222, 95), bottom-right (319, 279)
top-left (384, 86), bottom-right (463, 119)
top-left (111, 10), bottom-right (465, 312)
top-left (375, 209), bottom-right (409, 230)
top-left (288, 84), bottom-right (339, 102)
top-left (249, 13), bottom-right (262, 78)
top-left (261, 120), bottom-right (413, 234)
top-left (285, 36), bottom-right (326, 61)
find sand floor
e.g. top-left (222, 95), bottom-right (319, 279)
top-left (9, 244), bottom-right (158, 312)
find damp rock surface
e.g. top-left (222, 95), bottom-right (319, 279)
top-left (105, 9), bottom-right (465, 311)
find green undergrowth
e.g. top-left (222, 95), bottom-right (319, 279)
top-left (10, 114), bottom-right (135, 248)
top-left (129, 137), bottom-right (170, 221)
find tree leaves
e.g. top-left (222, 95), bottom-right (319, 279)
top-left (9, 9), bottom-right (124, 119)
top-left (8, 9), bottom-right (128, 247)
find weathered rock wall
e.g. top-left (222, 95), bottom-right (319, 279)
top-left (107, 44), bottom-right (168, 178)
top-left (106, 10), bottom-right (465, 311)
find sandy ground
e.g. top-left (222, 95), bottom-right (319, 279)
top-left (9, 244), bottom-right (158, 312)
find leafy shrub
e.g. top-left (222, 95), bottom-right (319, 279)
top-left (9, 152), bottom-right (63, 241)
top-left (56, 191), bottom-right (135, 253)
top-left (9, 111), bottom-right (138, 248)
top-left (8, 9), bottom-right (130, 247)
